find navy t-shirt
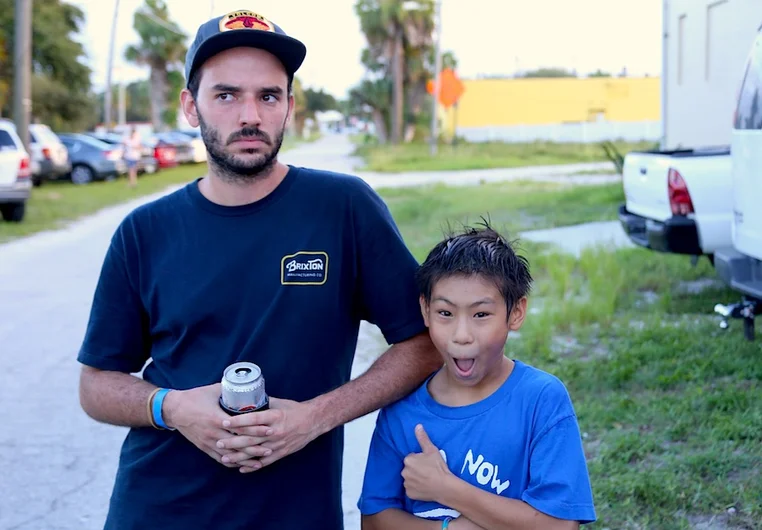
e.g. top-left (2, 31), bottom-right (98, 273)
top-left (77, 166), bottom-right (427, 529)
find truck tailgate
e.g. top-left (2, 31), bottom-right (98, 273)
top-left (623, 152), bottom-right (672, 222)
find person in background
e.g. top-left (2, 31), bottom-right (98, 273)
top-left (122, 125), bottom-right (141, 187)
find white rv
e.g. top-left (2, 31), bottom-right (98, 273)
top-left (714, 25), bottom-right (762, 340)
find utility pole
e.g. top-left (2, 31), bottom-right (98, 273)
top-left (104, 0), bottom-right (121, 132)
top-left (13, 0), bottom-right (32, 153)
top-left (429, 0), bottom-right (443, 156)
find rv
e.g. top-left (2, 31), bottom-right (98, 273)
top-left (714, 25), bottom-right (762, 340)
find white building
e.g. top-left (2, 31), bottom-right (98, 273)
top-left (662, 0), bottom-right (762, 149)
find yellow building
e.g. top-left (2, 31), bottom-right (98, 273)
top-left (441, 76), bottom-right (661, 143)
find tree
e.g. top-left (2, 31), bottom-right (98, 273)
top-left (353, 0), bottom-right (457, 144)
top-left (588, 69), bottom-right (611, 78)
top-left (124, 0), bottom-right (187, 131)
top-left (0, 0), bottom-right (96, 130)
top-left (521, 68), bottom-right (577, 78)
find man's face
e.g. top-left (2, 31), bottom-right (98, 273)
top-left (183, 47), bottom-right (293, 181)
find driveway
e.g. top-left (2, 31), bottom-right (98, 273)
top-left (0, 133), bottom-right (627, 530)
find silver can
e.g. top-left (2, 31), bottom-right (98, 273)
top-left (219, 362), bottom-right (269, 415)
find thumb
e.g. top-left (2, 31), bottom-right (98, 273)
top-left (415, 424), bottom-right (438, 454)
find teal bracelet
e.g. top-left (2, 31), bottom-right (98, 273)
top-left (442, 517), bottom-right (453, 529)
top-left (151, 388), bottom-right (175, 430)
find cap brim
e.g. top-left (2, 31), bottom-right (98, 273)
top-left (188, 30), bottom-right (306, 84)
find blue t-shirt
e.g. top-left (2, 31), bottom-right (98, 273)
top-left (358, 360), bottom-right (597, 524)
top-left (77, 166), bottom-right (427, 530)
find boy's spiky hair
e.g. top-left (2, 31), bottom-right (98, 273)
top-left (416, 218), bottom-right (533, 316)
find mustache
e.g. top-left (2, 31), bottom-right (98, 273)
top-left (227, 127), bottom-right (271, 145)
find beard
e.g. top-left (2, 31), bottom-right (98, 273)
top-left (197, 110), bottom-right (286, 184)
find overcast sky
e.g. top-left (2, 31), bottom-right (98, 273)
top-left (63, 0), bottom-right (663, 98)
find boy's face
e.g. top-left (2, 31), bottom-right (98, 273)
top-left (420, 274), bottom-right (527, 388)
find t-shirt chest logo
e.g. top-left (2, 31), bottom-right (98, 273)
top-left (281, 251), bottom-right (329, 285)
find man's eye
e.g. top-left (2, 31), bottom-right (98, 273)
top-left (263, 94), bottom-right (278, 102)
top-left (217, 93), bottom-right (233, 101)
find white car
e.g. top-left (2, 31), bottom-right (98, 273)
top-left (0, 119), bottom-right (32, 222)
top-left (714, 25), bottom-right (762, 341)
top-left (174, 129), bottom-right (207, 163)
top-left (618, 146), bottom-right (733, 265)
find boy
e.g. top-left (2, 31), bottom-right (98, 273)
top-left (358, 222), bottom-right (596, 530)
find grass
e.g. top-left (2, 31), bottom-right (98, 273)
top-left (377, 180), bottom-right (625, 258)
top-left (0, 133), bottom-right (312, 244)
top-left (0, 164), bottom-right (207, 243)
top-left (376, 183), bottom-right (762, 529)
top-left (355, 139), bottom-right (656, 173)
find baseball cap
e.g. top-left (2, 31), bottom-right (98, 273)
top-left (185, 10), bottom-right (307, 87)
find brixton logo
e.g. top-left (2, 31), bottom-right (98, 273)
top-left (281, 251), bottom-right (329, 285)
top-left (219, 10), bottom-right (274, 32)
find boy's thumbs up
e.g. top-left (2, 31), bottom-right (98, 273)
top-left (415, 424), bottom-right (438, 454)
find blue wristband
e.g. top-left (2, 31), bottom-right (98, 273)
top-left (442, 517), bottom-right (453, 529)
top-left (152, 388), bottom-right (175, 430)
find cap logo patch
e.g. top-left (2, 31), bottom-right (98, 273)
top-left (219, 10), bottom-right (274, 32)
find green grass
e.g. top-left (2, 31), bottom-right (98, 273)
top-left (355, 139), bottom-right (656, 173)
top-left (0, 164), bottom-right (207, 243)
top-left (376, 183), bottom-right (762, 529)
top-left (377, 180), bottom-right (625, 258)
top-left (0, 133), bottom-right (313, 244)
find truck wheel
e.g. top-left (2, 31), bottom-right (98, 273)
top-left (0, 202), bottom-right (26, 222)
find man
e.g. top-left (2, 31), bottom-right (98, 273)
top-left (77, 9), bottom-right (441, 530)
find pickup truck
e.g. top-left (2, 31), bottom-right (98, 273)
top-left (618, 146), bottom-right (733, 265)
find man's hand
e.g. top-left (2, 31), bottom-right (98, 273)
top-left (401, 424), bottom-right (454, 503)
top-left (163, 383), bottom-right (270, 468)
top-left (215, 397), bottom-right (321, 473)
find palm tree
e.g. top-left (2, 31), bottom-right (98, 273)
top-left (124, 0), bottom-right (187, 131)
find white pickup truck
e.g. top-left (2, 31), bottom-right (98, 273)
top-left (618, 146), bottom-right (733, 265)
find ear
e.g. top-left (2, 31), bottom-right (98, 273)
top-left (180, 89), bottom-right (199, 128)
top-left (286, 93), bottom-right (295, 126)
top-left (419, 295), bottom-right (430, 328)
top-left (508, 297), bottom-right (528, 331)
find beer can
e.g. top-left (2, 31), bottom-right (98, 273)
top-left (219, 362), bottom-right (269, 415)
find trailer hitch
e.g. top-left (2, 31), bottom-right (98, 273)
top-left (714, 297), bottom-right (761, 341)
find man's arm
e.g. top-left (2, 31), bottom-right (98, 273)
top-left (309, 331), bottom-right (441, 436)
top-left (79, 366), bottom-right (157, 427)
top-left (441, 477), bottom-right (579, 530)
top-left (219, 331), bottom-right (442, 469)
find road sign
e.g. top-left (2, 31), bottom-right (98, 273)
top-left (427, 68), bottom-right (465, 109)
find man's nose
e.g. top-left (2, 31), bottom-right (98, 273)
top-left (239, 96), bottom-right (262, 127)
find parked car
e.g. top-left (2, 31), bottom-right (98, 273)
top-left (28, 123), bottom-right (71, 186)
top-left (144, 136), bottom-right (178, 169)
top-left (155, 132), bottom-right (195, 164)
top-left (83, 132), bottom-right (158, 175)
top-left (174, 129), bottom-right (207, 163)
top-left (714, 25), bottom-right (762, 341)
top-left (0, 119), bottom-right (32, 222)
top-left (618, 146), bottom-right (733, 265)
top-left (57, 133), bottom-right (127, 184)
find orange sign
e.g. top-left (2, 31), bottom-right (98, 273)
top-left (427, 68), bottom-right (465, 108)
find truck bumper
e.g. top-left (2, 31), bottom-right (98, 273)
top-left (618, 204), bottom-right (703, 255)
top-left (714, 247), bottom-right (762, 299)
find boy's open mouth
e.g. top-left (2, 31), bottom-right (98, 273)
top-left (452, 357), bottom-right (475, 376)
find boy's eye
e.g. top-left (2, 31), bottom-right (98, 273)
top-left (437, 310), bottom-right (452, 317)
top-left (474, 312), bottom-right (490, 318)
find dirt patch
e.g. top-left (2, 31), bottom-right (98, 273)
top-left (677, 278), bottom-right (727, 294)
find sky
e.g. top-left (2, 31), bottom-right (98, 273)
top-left (63, 0), bottom-right (663, 99)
